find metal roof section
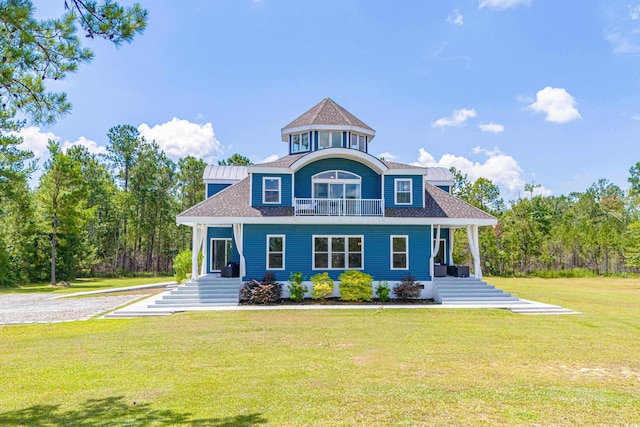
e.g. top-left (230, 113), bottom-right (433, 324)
top-left (425, 167), bottom-right (455, 186)
top-left (281, 98), bottom-right (375, 142)
top-left (203, 165), bottom-right (248, 183)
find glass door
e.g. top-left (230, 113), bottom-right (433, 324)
top-left (210, 239), bottom-right (232, 272)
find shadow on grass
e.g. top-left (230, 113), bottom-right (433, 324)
top-left (0, 396), bottom-right (267, 426)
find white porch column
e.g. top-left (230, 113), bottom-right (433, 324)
top-left (429, 224), bottom-right (441, 279)
top-left (466, 225), bottom-right (482, 279)
top-left (449, 228), bottom-right (454, 266)
top-left (199, 225), bottom-right (206, 276)
top-left (191, 225), bottom-right (200, 281)
top-left (232, 223), bottom-right (246, 278)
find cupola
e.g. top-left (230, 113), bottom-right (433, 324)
top-left (281, 98), bottom-right (375, 155)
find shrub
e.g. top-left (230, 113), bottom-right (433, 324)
top-left (393, 275), bottom-right (422, 300)
top-left (288, 272), bottom-right (308, 302)
top-left (310, 272), bottom-right (334, 300)
top-left (376, 281), bottom-right (390, 302)
top-left (338, 270), bottom-right (373, 302)
top-left (241, 274), bottom-right (282, 304)
top-left (173, 250), bottom-right (202, 283)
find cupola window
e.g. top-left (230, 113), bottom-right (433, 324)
top-left (291, 133), bottom-right (310, 153)
top-left (349, 133), bottom-right (366, 152)
top-left (318, 131), bottom-right (342, 149)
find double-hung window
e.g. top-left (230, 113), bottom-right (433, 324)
top-left (263, 177), bottom-right (281, 204)
top-left (291, 133), bottom-right (310, 153)
top-left (391, 235), bottom-right (408, 270)
top-left (318, 131), bottom-right (342, 149)
top-left (267, 235), bottom-right (285, 270)
top-left (395, 178), bottom-right (412, 205)
top-left (313, 236), bottom-right (363, 269)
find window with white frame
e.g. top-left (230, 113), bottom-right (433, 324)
top-left (318, 131), bottom-right (342, 149)
top-left (313, 236), bottom-right (363, 269)
top-left (391, 235), bottom-right (408, 270)
top-left (263, 177), bottom-right (281, 204)
top-left (349, 133), bottom-right (366, 152)
top-left (291, 133), bottom-right (310, 153)
top-left (395, 178), bottom-right (412, 205)
top-left (267, 235), bottom-right (285, 270)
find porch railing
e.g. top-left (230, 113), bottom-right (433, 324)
top-left (294, 198), bottom-right (383, 216)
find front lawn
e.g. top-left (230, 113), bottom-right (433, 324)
top-left (1, 277), bottom-right (639, 425)
top-left (0, 276), bottom-right (173, 295)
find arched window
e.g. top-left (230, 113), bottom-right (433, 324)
top-left (312, 170), bottom-right (361, 199)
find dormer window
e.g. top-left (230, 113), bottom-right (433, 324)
top-left (291, 133), bottom-right (310, 153)
top-left (349, 133), bottom-right (366, 152)
top-left (318, 131), bottom-right (342, 149)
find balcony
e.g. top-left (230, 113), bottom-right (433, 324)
top-left (294, 198), bottom-right (383, 216)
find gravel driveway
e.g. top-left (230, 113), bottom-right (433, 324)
top-left (0, 294), bottom-right (144, 325)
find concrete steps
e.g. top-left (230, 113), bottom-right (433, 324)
top-left (147, 275), bottom-right (241, 308)
top-left (434, 278), bottom-right (579, 315)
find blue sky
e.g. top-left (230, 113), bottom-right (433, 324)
top-left (20, 0), bottom-right (640, 200)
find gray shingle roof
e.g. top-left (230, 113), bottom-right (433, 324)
top-left (386, 184), bottom-right (496, 220)
top-left (282, 98), bottom-right (374, 132)
top-left (178, 178), bottom-right (293, 218)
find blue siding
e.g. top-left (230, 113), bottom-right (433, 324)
top-left (242, 224), bottom-right (431, 282)
top-left (251, 173), bottom-right (293, 206)
top-left (206, 226), bottom-right (239, 273)
top-left (384, 175), bottom-right (424, 208)
top-left (206, 183), bottom-right (231, 198)
top-left (437, 185), bottom-right (451, 193)
top-left (294, 158), bottom-right (381, 199)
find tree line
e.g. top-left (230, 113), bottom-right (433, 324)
top-left (452, 165), bottom-right (640, 277)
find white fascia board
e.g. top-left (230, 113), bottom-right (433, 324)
top-left (426, 180), bottom-right (455, 186)
top-left (177, 216), bottom-right (497, 227)
top-left (289, 148), bottom-right (388, 173)
top-left (384, 168), bottom-right (427, 176)
top-left (248, 167), bottom-right (293, 174)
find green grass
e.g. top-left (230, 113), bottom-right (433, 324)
top-left (1, 277), bottom-right (639, 425)
top-left (0, 276), bottom-right (173, 294)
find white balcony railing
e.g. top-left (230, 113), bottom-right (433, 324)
top-left (294, 198), bottom-right (383, 216)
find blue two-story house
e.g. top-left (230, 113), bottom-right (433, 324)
top-left (177, 99), bottom-right (497, 301)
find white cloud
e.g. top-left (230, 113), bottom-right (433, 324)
top-left (261, 154), bottom-right (279, 163)
top-left (377, 151), bottom-right (398, 161)
top-left (432, 108), bottom-right (477, 129)
top-left (61, 137), bottom-right (107, 156)
top-left (412, 146), bottom-right (552, 199)
top-left (137, 118), bottom-right (223, 162)
top-left (479, 0), bottom-right (530, 10)
top-left (630, 4), bottom-right (640, 20)
top-left (528, 87), bottom-right (581, 123)
top-left (447, 9), bottom-right (464, 26)
top-left (478, 122), bottom-right (505, 133)
top-left (15, 126), bottom-right (59, 161)
top-left (633, 115), bottom-right (640, 121)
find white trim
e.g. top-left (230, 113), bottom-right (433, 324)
top-left (390, 235), bottom-right (409, 270)
top-left (178, 216), bottom-right (498, 227)
top-left (312, 235), bottom-right (364, 270)
top-left (394, 178), bottom-right (413, 205)
top-left (266, 234), bottom-right (285, 270)
top-left (250, 167), bottom-right (292, 174)
top-left (262, 176), bottom-right (281, 204)
top-left (289, 148), bottom-right (388, 174)
top-left (209, 237), bottom-right (232, 272)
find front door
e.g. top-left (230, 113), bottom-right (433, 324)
top-left (210, 239), bottom-right (232, 272)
